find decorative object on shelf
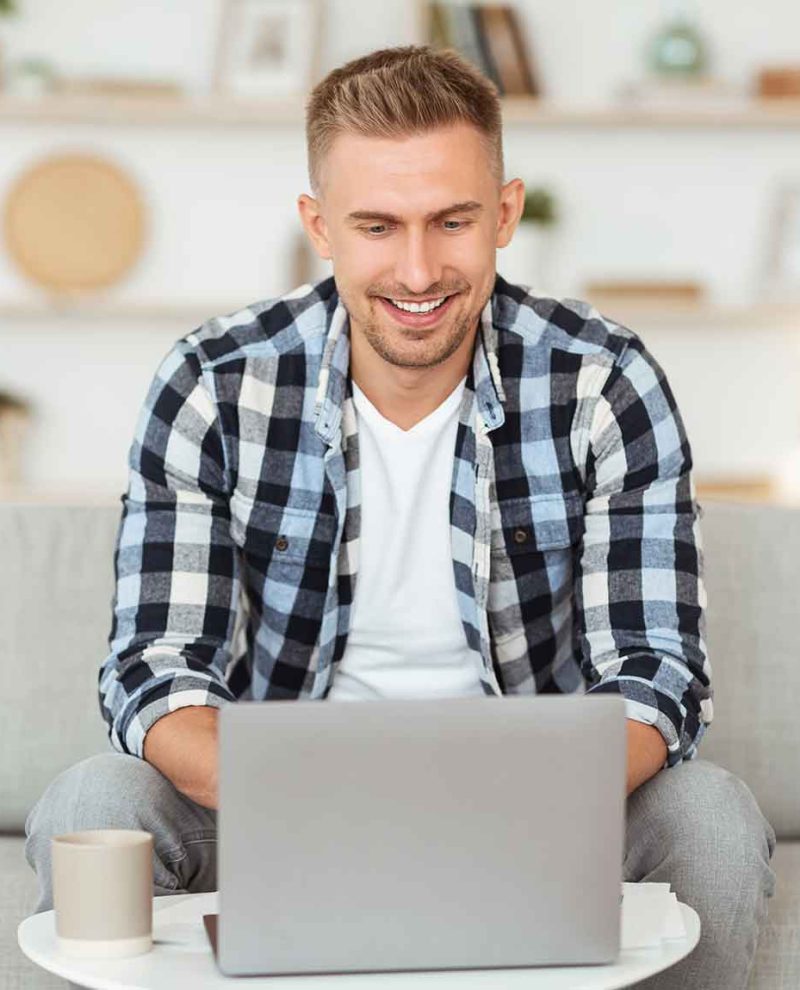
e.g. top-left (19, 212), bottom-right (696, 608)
top-left (615, 74), bottom-right (748, 111)
top-left (761, 183), bottom-right (800, 303)
top-left (0, 389), bottom-right (31, 488)
top-left (427, 3), bottom-right (538, 97)
top-left (756, 66), bottom-right (800, 100)
top-left (694, 475), bottom-right (777, 503)
top-left (581, 279), bottom-right (706, 308)
top-left (646, 0), bottom-right (709, 79)
top-left (2, 152), bottom-right (147, 297)
top-left (0, 0), bottom-right (20, 93)
top-left (497, 185), bottom-right (558, 292)
top-left (213, 0), bottom-right (323, 99)
top-left (4, 56), bottom-right (57, 97)
top-left (51, 77), bottom-right (185, 100)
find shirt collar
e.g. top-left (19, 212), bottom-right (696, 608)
top-left (314, 280), bottom-right (506, 445)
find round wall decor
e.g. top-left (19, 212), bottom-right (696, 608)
top-left (3, 152), bottom-right (147, 295)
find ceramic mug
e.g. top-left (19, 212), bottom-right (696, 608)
top-left (51, 829), bottom-right (153, 958)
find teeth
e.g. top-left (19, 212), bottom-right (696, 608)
top-left (389, 296), bottom-right (447, 313)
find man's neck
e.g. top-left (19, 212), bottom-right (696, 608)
top-left (349, 327), bottom-right (477, 432)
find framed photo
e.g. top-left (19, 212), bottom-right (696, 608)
top-left (213, 0), bottom-right (323, 99)
top-left (762, 183), bottom-right (800, 301)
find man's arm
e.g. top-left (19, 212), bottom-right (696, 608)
top-left (626, 719), bottom-right (668, 796)
top-left (98, 339), bottom-right (239, 774)
top-left (143, 706), bottom-right (220, 809)
top-left (574, 329), bottom-right (714, 775)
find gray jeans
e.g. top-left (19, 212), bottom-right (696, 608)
top-left (24, 752), bottom-right (776, 990)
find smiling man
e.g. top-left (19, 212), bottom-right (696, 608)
top-left (25, 44), bottom-right (775, 990)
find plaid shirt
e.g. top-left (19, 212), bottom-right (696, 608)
top-left (99, 273), bottom-right (713, 767)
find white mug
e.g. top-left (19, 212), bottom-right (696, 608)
top-left (51, 828), bottom-right (154, 958)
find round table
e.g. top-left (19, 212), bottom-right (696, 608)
top-left (18, 891), bottom-right (700, 989)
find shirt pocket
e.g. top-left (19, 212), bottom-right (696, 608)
top-left (492, 491), bottom-right (585, 556)
top-left (229, 494), bottom-right (336, 572)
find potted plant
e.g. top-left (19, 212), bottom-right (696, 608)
top-left (498, 184), bottom-right (560, 293)
top-left (0, 0), bottom-right (18, 92)
top-left (0, 389), bottom-right (32, 489)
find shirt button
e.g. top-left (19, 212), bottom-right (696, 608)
top-left (513, 528), bottom-right (529, 544)
top-left (275, 536), bottom-right (289, 551)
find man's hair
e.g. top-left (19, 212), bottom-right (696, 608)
top-left (305, 44), bottom-right (504, 199)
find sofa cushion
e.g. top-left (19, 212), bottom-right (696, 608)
top-left (699, 500), bottom-right (800, 840)
top-left (0, 834), bottom-right (65, 988)
top-left (749, 841), bottom-right (800, 988)
top-left (0, 503), bottom-right (119, 831)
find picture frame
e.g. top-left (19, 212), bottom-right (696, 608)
top-left (213, 0), bottom-right (324, 99)
top-left (762, 183), bottom-right (800, 302)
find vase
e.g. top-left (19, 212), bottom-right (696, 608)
top-left (497, 223), bottom-right (555, 295)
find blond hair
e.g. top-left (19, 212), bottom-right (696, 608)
top-left (305, 44), bottom-right (504, 198)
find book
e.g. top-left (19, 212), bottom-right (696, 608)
top-left (427, 3), bottom-right (537, 97)
top-left (478, 5), bottom-right (538, 96)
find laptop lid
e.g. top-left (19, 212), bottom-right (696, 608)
top-left (217, 694), bottom-right (627, 976)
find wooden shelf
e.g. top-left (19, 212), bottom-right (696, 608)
top-left (3, 93), bottom-right (800, 128)
top-left (583, 301), bottom-right (800, 327)
top-left (1, 297), bottom-right (799, 328)
top-left (500, 96), bottom-right (800, 127)
top-left (0, 93), bottom-right (307, 126)
top-left (0, 299), bottom-right (243, 322)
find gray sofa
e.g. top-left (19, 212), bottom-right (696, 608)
top-left (1, 498), bottom-right (798, 988)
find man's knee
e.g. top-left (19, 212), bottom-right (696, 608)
top-left (24, 751), bottom-right (176, 863)
top-left (627, 758), bottom-right (777, 900)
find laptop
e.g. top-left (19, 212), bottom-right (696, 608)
top-left (205, 694), bottom-right (627, 976)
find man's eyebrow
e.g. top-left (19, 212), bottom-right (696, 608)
top-left (345, 200), bottom-right (484, 224)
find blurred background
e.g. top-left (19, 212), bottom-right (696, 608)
top-left (2, 0), bottom-right (800, 504)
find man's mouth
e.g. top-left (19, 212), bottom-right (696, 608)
top-left (376, 292), bottom-right (459, 328)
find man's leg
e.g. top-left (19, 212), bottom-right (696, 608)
top-left (24, 751), bottom-right (217, 915)
top-left (624, 757), bottom-right (776, 990)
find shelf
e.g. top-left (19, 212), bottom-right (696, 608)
top-left (0, 93), bottom-right (308, 126)
top-left (1, 297), bottom-right (800, 328)
top-left (0, 483), bottom-right (120, 505)
top-left (500, 97), bottom-right (800, 127)
top-left (582, 300), bottom-right (800, 327)
top-left (0, 299), bottom-right (243, 322)
top-left (4, 93), bottom-right (800, 128)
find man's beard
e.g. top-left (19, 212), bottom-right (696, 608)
top-left (359, 301), bottom-right (475, 369)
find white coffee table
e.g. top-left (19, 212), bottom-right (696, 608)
top-left (18, 891), bottom-right (700, 990)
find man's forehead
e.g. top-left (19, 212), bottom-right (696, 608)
top-left (325, 124), bottom-right (489, 179)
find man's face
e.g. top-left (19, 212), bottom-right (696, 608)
top-left (298, 123), bottom-right (523, 370)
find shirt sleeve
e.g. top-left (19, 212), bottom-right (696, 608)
top-left (575, 334), bottom-right (713, 768)
top-left (97, 339), bottom-right (239, 758)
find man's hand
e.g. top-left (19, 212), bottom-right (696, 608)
top-left (143, 706), bottom-right (220, 810)
top-left (625, 719), bottom-right (668, 797)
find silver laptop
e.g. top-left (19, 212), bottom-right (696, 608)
top-left (209, 694), bottom-right (627, 977)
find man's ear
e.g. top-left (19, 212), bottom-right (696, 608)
top-left (297, 194), bottom-right (333, 260)
top-left (495, 178), bottom-right (525, 250)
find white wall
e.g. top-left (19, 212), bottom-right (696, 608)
top-left (1, 0), bottom-right (799, 492)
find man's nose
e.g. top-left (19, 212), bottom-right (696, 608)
top-left (393, 230), bottom-right (443, 295)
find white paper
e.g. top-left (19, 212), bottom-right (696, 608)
top-left (620, 882), bottom-right (685, 949)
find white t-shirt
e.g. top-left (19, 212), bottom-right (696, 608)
top-left (327, 374), bottom-right (485, 700)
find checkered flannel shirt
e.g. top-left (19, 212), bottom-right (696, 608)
top-left (98, 273), bottom-right (713, 767)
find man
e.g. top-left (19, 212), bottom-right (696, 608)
top-left (25, 45), bottom-right (775, 989)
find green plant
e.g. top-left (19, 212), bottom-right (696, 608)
top-left (0, 390), bottom-right (31, 413)
top-left (520, 186), bottom-right (558, 226)
top-left (0, 0), bottom-right (18, 16)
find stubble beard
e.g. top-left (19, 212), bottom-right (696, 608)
top-left (360, 300), bottom-right (475, 370)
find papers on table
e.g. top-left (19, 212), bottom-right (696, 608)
top-left (621, 882), bottom-right (687, 949)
